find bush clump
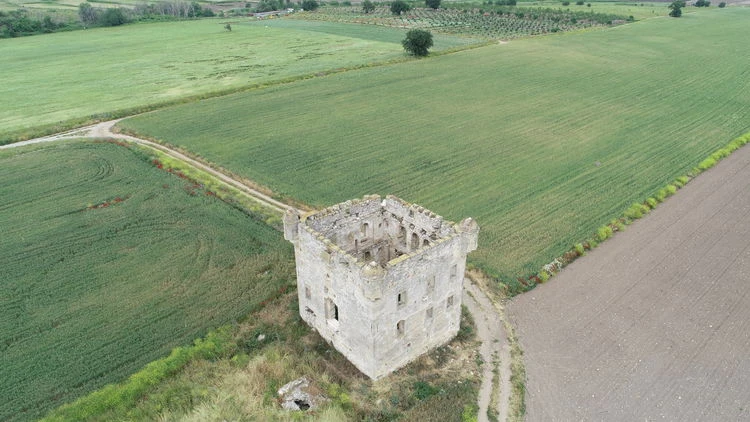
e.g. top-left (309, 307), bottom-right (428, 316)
top-left (426, 0), bottom-right (441, 9)
top-left (596, 225), bottom-right (613, 242)
top-left (624, 202), bottom-right (649, 220)
top-left (402, 29), bottom-right (433, 56)
top-left (390, 0), bottom-right (411, 15)
top-left (698, 157), bottom-right (716, 171)
top-left (302, 0), bottom-right (320, 11)
top-left (538, 270), bottom-right (550, 283)
top-left (574, 243), bottom-right (585, 256)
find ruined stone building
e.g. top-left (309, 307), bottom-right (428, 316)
top-left (283, 195), bottom-right (479, 380)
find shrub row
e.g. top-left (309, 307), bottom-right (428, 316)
top-left (141, 145), bottom-right (283, 228)
top-left (482, 130), bottom-right (750, 296)
top-left (42, 327), bottom-right (235, 421)
top-left (533, 130), bottom-right (750, 286)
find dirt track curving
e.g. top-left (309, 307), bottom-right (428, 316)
top-left (3, 122), bottom-right (515, 421)
top-left (0, 120), bottom-right (294, 215)
top-left (508, 144), bottom-right (750, 421)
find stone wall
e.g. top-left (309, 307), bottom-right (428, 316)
top-left (284, 195), bottom-right (479, 379)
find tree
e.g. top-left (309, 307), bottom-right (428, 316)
top-left (188, 1), bottom-right (202, 16)
top-left (41, 15), bottom-right (56, 33)
top-left (255, 0), bottom-right (281, 12)
top-left (668, 0), bottom-right (684, 17)
top-left (694, 0), bottom-right (710, 6)
top-left (301, 0), bottom-right (319, 10)
top-left (362, 0), bottom-right (375, 13)
top-left (425, 0), bottom-right (441, 10)
top-left (100, 8), bottom-right (128, 26)
top-left (718, 1), bottom-right (726, 7)
top-left (390, 0), bottom-right (411, 15)
top-left (402, 29), bottom-right (433, 56)
top-left (78, 3), bottom-right (98, 25)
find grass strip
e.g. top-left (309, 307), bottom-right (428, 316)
top-left (40, 327), bottom-right (235, 422)
top-left (525, 130), bottom-right (750, 290)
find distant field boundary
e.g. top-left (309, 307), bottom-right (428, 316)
top-left (502, 129), bottom-right (750, 295)
top-left (0, 40), bottom-right (491, 147)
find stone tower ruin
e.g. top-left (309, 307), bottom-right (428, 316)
top-left (283, 195), bottom-right (479, 379)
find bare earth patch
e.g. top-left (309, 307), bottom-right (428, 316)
top-left (507, 144), bottom-right (750, 421)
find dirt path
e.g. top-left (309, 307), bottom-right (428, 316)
top-left (3, 122), bottom-right (514, 421)
top-left (507, 144), bottom-right (750, 421)
top-left (464, 279), bottom-right (512, 422)
top-left (0, 120), bottom-right (295, 215)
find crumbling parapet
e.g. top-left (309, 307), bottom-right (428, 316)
top-left (283, 195), bottom-right (478, 379)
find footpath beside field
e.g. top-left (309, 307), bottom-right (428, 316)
top-left (4, 124), bottom-right (513, 421)
top-left (0, 120), bottom-right (294, 214)
top-left (508, 143), bottom-right (750, 420)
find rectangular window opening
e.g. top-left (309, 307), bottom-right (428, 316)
top-left (397, 291), bottom-right (406, 306)
top-left (305, 286), bottom-right (311, 300)
top-left (446, 295), bottom-right (454, 309)
top-left (397, 320), bottom-right (405, 335)
top-left (325, 298), bottom-right (339, 321)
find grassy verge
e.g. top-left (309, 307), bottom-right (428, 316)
top-left (526, 130), bottom-right (750, 291)
top-left (139, 143), bottom-right (284, 227)
top-left (41, 327), bottom-right (237, 422)
top-left (42, 292), bottom-right (482, 421)
top-left (0, 140), bottom-right (294, 421)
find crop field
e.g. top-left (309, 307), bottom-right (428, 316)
top-left (0, 140), bottom-right (294, 421)
top-left (294, 4), bottom-right (629, 39)
top-left (120, 9), bottom-right (750, 288)
top-left (0, 18), bottom-right (470, 142)
top-left (518, 1), bottom-right (669, 20)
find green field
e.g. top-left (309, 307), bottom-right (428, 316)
top-left (0, 141), bottom-right (294, 421)
top-left (518, 1), bottom-right (670, 20)
top-left (120, 8), bottom-right (750, 285)
top-left (296, 5), bottom-right (629, 40)
top-left (0, 18), bottom-right (472, 141)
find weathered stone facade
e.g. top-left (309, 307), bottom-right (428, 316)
top-left (283, 195), bottom-right (479, 380)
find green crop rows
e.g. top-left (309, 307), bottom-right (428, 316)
top-left (297, 5), bottom-right (629, 39)
top-left (120, 9), bottom-right (750, 286)
top-left (0, 18), bottom-right (470, 142)
top-left (0, 141), bottom-right (294, 421)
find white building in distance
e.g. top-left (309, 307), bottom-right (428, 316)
top-left (283, 195), bottom-right (479, 379)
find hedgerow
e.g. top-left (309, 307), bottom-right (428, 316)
top-left (512, 130), bottom-right (750, 293)
top-left (42, 327), bottom-right (235, 421)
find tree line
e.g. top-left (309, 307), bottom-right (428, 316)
top-left (1, 1), bottom-right (216, 38)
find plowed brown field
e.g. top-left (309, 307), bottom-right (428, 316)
top-left (508, 144), bottom-right (750, 421)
